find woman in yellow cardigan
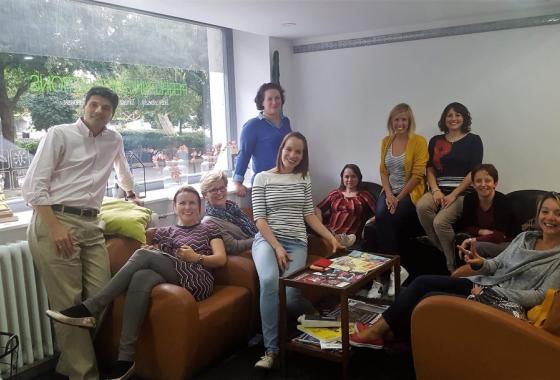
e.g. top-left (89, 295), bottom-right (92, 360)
top-left (375, 103), bottom-right (428, 255)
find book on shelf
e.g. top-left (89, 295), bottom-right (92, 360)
top-left (329, 250), bottom-right (391, 273)
top-left (292, 267), bottom-right (364, 288)
top-left (0, 215), bottom-right (18, 223)
top-left (292, 332), bottom-right (320, 346)
top-left (0, 195), bottom-right (17, 223)
top-left (296, 324), bottom-right (356, 342)
top-left (297, 313), bottom-right (340, 328)
top-left (322, 298), bottom-right (389, 325)
top-left (292, 298), bottom-right (389, 350)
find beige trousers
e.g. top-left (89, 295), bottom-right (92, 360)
top-left (416, 193), bottom-right (464, 271)
top-left (28, 211), bottom-right (110, 380)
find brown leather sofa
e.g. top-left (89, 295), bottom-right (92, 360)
top-left (95, 236), bottom-right (258, 380)
top-left (411, 295), bottom-right (560, 380)
top-left (95, 209), bottom-right (335, 379)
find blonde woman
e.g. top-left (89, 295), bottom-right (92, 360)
top-left (375, 103), bottom-right (428, 255)
top-left (201, 171), bottom-right (257, 254)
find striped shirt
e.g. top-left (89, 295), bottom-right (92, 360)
top-left (153, 223), bottom-right (221, 301)
top-left (384, 147), bottom-right (406, 194)
top-left (252, 171), bottom-right (314, 243)
top-left (317, 189), bottom-right (375, 235)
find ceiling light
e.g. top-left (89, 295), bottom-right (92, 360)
top-left (23, 56), bottom-right (34, 60)
top-left (282, 22), bottom-right (296, 27)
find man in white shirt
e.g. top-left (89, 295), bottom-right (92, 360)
top-left (22, 87), bottom-right (139, 380)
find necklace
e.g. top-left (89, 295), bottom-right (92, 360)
top-left (446, 133), bottom-right (466, 143)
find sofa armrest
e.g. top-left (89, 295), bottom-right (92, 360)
top-left (412, 295), bottom-right (560, 380)
top-left (308, 234), bottom-right (335, 258)
top-left (106, 236), bottom-right (142, 274)
top-left (214, 255), bottom-right (257, 295)
top-left (96, 283), bottom-right (200, 380)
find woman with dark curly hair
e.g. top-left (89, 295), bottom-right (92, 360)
top-left (232, 82), bottom-right (291, 197)
top-left (416, 102), bottom-right (483, 272)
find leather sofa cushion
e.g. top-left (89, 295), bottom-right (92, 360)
top-left (195, 285), bottom-right (252, 367)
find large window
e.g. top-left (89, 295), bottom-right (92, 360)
top-left (0, 0), bottom-right (233, 201)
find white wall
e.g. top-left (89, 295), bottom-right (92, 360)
top-left (292, 25), bottom-right (560, 200)
top-left (232, 30), bottom-right (270, 139)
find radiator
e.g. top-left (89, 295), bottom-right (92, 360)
top-left (0, 241), bottom-right (55, 376)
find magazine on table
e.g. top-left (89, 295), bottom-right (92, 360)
top-left (329, 250), bottom-right (391, 273)
top-left (292, 267), bottom-right (364, 288)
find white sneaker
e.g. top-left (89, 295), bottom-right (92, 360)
top-left (337, 233), bottom-right (356, 248)
top-left (255, 352), bottom-right (278, 369)
top-left (388, 267), bottom-right (409, 297)
top-left (367, 280), bottom-right (384, 299)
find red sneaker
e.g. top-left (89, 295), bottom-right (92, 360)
top-left (354, 322), bottom-right (369, 333)
top-left (349, 333), bottom-right (384, 349)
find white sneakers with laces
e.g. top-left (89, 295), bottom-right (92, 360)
top-left (254, 352), bottom-right (278, 369)
top-left (367, 280), bottom-right (384, 299)
top-left (367, 266), bottom-right (409, 299)
top-left (337, 233), bottom-right (356, 248)
top-left (387, 267), bottom-right (409, 297)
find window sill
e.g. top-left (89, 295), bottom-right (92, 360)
top-left (0, 181), bottom-right (252, 241)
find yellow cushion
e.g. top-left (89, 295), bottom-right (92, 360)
top-left (100, 198), bottom-right (152, 243)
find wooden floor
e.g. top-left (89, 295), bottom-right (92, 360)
top-left (31, 340), bottom-right (415, 380)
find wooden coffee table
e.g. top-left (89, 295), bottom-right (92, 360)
top-left (278, 253), bottom-right (400, 380)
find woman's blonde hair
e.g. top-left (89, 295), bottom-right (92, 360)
top-left (535, 192), bottom-right (560, 228)
top-left (387, 103), bottom-right (416, 136)
top-left (200, 171), bottom-right (228, 195)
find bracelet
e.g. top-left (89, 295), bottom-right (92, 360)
top-left (197, 254), bottom-right (204, 264)
top-left (431, 188), bottom-right (441, 194)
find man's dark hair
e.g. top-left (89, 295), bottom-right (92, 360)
top-left (254, 82), bottom-right (285, 111)
top-left (84, 87), bottom-right (119, 115)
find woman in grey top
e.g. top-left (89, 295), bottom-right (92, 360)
top-left (201, 171), bottom-right (257, 254)
top-left (349, 192), bottom-right (560, 349)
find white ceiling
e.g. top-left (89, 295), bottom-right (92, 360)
top-left (98, 0), bottom-right (560, 40)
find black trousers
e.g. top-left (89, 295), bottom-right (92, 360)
top-left (383, 275), bottom-right (473, 340)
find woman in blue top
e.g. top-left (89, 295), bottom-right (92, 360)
top-left (416, 102), bottom-right (483, 272)
top-left (233, 82), bottom-right (292, 197)
top-left (251, 132), bottom-right (343, 369)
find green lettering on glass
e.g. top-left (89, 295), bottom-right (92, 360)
top-left (28, 74), bottom-right (187, 97)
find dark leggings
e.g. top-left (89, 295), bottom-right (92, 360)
top-left (383, 275), bottom-right (473, 340)
top-left (84, 249), bottom-right (179, 361)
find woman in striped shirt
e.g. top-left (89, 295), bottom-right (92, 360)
top-left (251, 132), bottom-right (343, 370)
top-left (416, 102), bottom-right (483, 272)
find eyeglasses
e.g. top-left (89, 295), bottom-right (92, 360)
top-left (208, 186), bottom-right (227, 194)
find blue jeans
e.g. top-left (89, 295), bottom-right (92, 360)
top-left (252, 233), bottom-right (313, 354)
top-left (374, 192), bottom-right (418, 254)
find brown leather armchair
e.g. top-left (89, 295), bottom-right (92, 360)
top-left (95, 236), bottom-right (258, 380)
top-left (411, 295), bottom-right (560, 380)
